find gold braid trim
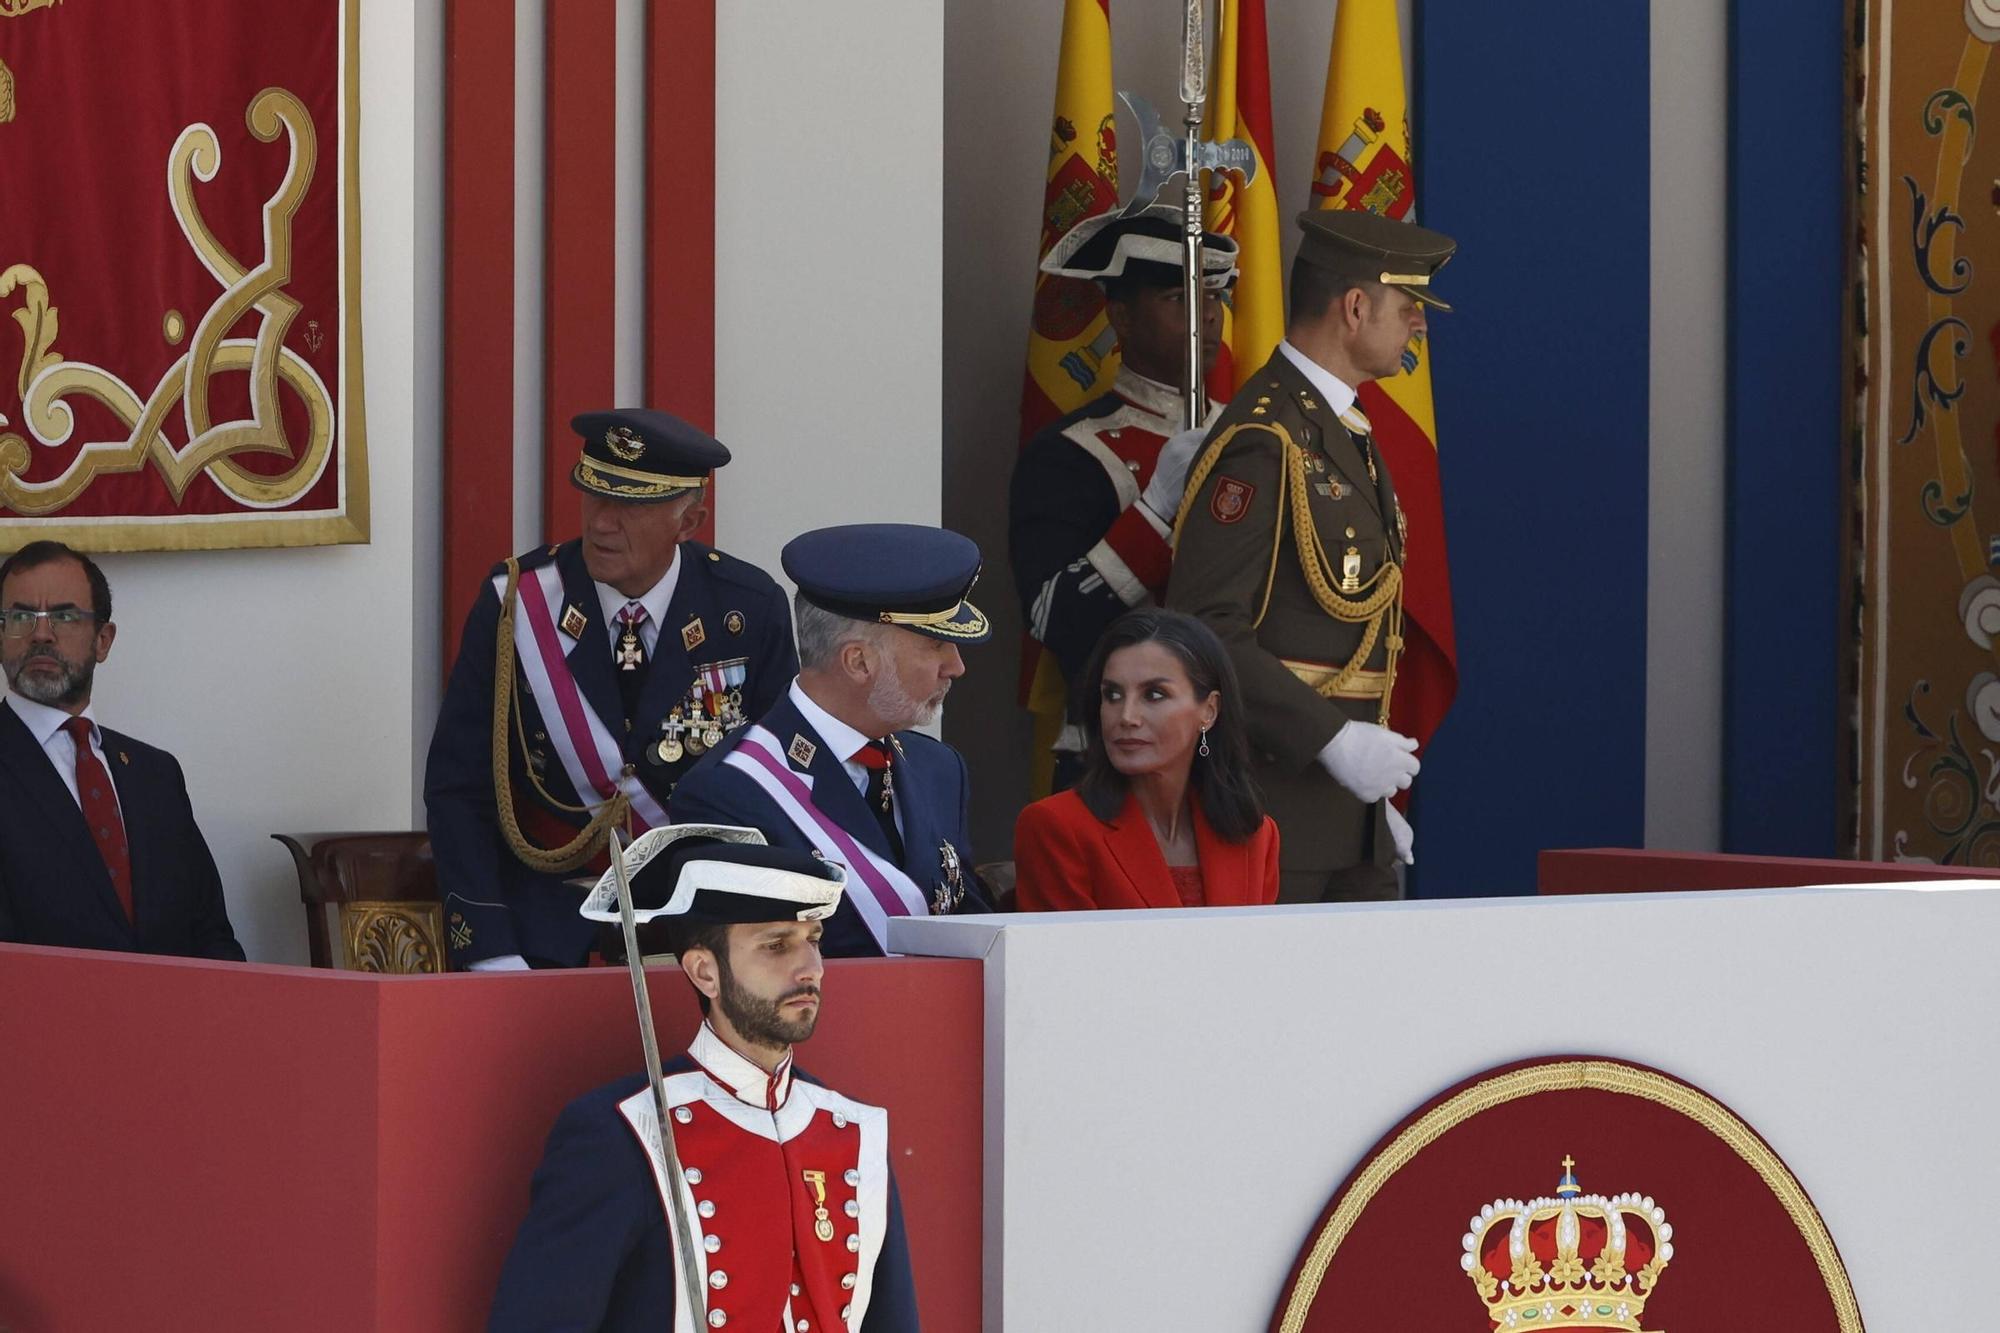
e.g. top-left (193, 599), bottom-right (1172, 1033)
top-left (1174, 421), bottom-right (1406, 725)
top-left (491, 558), bottom-right (630, 875)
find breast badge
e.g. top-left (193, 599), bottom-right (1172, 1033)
top-left (559, 604), bottom-right (589, 639)
top-left (1211, 476), bottom-right (1256, 524)
top-left (933, 841), bottom-right (968, 914)
top-left (681, 617), bottom-right (706, 652)
top-left (788, 733), bottom-right (818, 768)
top-left (647, 658), bottom-right (751, 768)
top-left (725, 609), bottom-right (745, 635)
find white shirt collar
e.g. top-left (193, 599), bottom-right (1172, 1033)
top-left (1112, 364), bottom-right (1220, 427)
top-left (788, 678), bottom-right (873, 763)
top-left (689, 1021), bottom-right (794, 1110)
top-left (593, 546), bottom-right (681, 642)
top-left (1277, 339), bottom-right (1359, 419)
top-left (4, 691), bottom-right (96, 747)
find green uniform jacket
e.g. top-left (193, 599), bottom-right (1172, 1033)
top-left (1165, 348), bottom-right (1405, 901)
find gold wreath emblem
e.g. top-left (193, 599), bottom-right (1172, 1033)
top-left (605, 426), bottom-right (646, 462)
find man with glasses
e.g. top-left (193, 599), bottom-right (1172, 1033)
top-left (0, 540), bottom-right (243, 958)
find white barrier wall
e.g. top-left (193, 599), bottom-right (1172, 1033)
top-left (895, 884), bottom-right (2000, 1330)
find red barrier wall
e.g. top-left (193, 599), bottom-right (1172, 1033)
top-left (1537, 847), bottom-right (1997, 894)
top-left (0, 945), bottom-right (982, 1333)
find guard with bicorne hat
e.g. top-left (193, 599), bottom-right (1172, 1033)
top-left (488, 824), bottom-right (920, 1331)
top-left (425, 409), bottom-right (797, 971)
top-left (1008, 203), bottom-right (1240, 788)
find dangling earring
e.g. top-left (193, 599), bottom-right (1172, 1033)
top-left (1197, 725), bottom-right (1211, 758)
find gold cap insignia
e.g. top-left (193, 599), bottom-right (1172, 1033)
top-left (604, 425), bottom-right (646, 462)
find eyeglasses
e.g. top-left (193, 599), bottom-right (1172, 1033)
top-left (0, 607), bottom-right (99, 636)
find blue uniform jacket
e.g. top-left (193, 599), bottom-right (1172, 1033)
top-left (488, 1059), bottom-right (920, 1332)
top-left (668, 692), bottom-right (988, 958)
top-left (425, 539), bottom-right (796, 967)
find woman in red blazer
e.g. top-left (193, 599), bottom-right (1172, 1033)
top-left (1014, 608), bottom-right (1279, 910)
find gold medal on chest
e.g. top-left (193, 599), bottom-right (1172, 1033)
top-left (656, 712), bottom-right (687, 765)
top-left (803, 1169), bottom-right (836, 1243)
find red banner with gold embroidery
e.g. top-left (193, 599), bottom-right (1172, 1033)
top-left (0, 0), bottom-right (364, 551)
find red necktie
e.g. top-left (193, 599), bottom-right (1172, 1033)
top-left (850, 740), bottom-right (903, 861)
top-left (64, 716), bottom-right (133, 923)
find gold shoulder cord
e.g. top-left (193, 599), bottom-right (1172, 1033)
top-left (491, 558), bottom-right (631, 875)
top-left (1175, 424), bottom-right (1405, 726)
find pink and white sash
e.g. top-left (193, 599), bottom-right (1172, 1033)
top-left (723, 725), bottom-right (929, 952)
top-left (497, 565), bottom-right (668, 831)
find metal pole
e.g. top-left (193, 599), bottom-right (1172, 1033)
top-left (1179, 0), bottom-right (1208, 432)
top-left (606, 828), bottom-right (708, 1325)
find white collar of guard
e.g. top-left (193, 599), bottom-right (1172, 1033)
top-left (691, 1020), bottom-right (794, 1109)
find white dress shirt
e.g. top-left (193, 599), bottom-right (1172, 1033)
top-left (4, 692), bottom-right (124, 817)
top-left (1277, 338), bottom-right (1361, 421)
top-left (592, 550), bottom-right (681, 656)
top-left (787, 679), bottom-right (907, 842)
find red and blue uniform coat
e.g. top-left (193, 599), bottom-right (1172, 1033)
top-left (490, 1025), bottom-right (918, 1331)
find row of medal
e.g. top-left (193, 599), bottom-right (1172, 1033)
top-left (651, 660), bottom-right (750, 766)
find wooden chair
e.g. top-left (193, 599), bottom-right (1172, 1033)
top-left (273, 831), bottom-right (444, 973)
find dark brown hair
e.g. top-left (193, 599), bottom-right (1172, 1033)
top-left (1072, 607), bottom-right (1265, 841)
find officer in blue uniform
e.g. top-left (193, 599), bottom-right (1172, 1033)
top-left (489, 830), bottom-right (919, 1331)
top-left (426, 409), bottom-right (797, 970)
top-left (670, 525), bottom-right (993, 957)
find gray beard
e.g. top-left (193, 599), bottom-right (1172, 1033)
top-left (867, 668), bottom-right (944, 731)
top-left (5, 655), bottom-right (91, 708)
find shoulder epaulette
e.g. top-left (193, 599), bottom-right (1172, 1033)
top-left (488, 542), bottom-right (562, 579)
top-left (687, 542), bottom-right (782, 593)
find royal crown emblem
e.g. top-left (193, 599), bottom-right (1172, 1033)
top-left (1460, 1158), bottom-right (1672, 1331)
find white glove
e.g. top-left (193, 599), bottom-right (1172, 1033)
top-left (1138, 427), bottom-right (1208, 525)
top-left (1384, 802), bottom-right (1415, 865)
top-left (469, 953), bottom-right (532, 972)
top-left (1317, 721), bottom-right (1420, 803)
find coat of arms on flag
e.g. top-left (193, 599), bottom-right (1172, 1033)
top-left (0, 0), bottom-right (365, 552)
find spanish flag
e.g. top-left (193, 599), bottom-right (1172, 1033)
top-left (1203, 0), bottom-right (1282, 400)
top-left (1310, 0), bottom-right (1457, 752)
top-left (1017, 0), bottom-right (1120, 794)
top-left (1018, 0), bottom-right (1120, 444)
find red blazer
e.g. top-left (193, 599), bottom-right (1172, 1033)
top-left (1012, 788), bottom-right (1280, 911)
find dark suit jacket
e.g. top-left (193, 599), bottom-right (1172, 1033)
top-left (669, 691), bottom-right (988, 958)
top-left (1012, 788), bottom-right (1280, 911)
top-left (0, 701), bottom-right (243, 959)
top-left (425, 539), bottom-right (796, 968)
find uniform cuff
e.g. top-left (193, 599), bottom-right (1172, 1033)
top-left (1097, 504), bottom-right (1173, 595)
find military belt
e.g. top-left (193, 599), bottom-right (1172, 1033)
top-left (1282, 658), bottom-right (1390, 700)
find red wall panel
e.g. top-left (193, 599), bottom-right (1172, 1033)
top-left (0, 946), bottom-right (982, 1332)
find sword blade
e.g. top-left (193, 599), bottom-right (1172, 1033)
top-left (607, 828), bottom-right (710, 1326)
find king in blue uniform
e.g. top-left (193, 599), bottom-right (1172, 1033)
top-left (670, 525), bottom-right (993, 958)
top-left (426, 410), bottom-right (796, 970)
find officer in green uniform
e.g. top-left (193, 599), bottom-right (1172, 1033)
top-left (1166, 210), bottom-right (1456, 902)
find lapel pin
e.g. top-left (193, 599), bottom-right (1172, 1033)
top-left (682, 617), bottom-right (706, 652)
top-left (117, 752), bottom-right (130, 765)
top-left (559, 605), bottom-right (588, 639)
top-left (788, 734), bottom-right (817, 768)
